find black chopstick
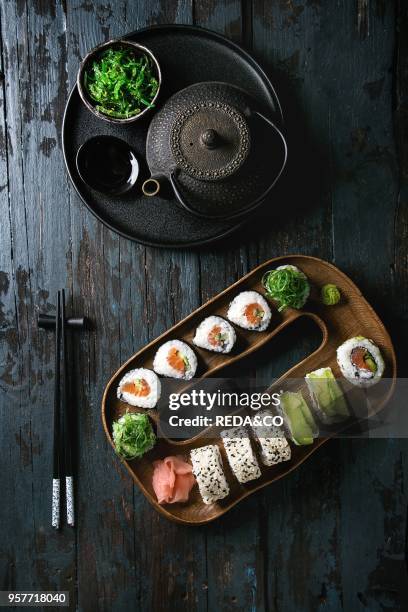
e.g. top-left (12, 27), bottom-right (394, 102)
top-left (52, 291), bottom-right (61, 529)
top-left (61, 290), bottom-right (75, 527)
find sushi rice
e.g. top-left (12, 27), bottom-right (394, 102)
top-left (117, 368), bottom-right (161, 409)
top-left (153, 339), bottom-right (197, 380)
top-left (250, 410), bottom-right (292, 466)
top-left (227, 290), bottom-right (272, 332)
top-left (221, 427), bottom-right (261, 483)
top-left (190, 444), bottom-right (230, 505)
top-left (193, 315), bottom-right (236, 354)
top-left (337, 336), bottom-right (385, 387)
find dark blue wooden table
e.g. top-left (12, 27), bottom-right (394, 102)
top-left (0, 1), bottom-right (407, 611)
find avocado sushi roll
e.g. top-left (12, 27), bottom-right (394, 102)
top-left (305, 367), bottom-right (349, 424)
top-left (193, 316), bottom-right (236, 354)
top-left (227, 290), bottom-right (272, 332)
top-left (279, 391), bottom-right (318, 445)
top-left (153, 340), bottom-right (197, 380)
top-left (117, 368), bottom-right (161, 409)
top-left (337, 336), bottom-right (385, 387)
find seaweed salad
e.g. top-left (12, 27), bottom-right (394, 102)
top-left (84, 47), bottom-right (159, 119)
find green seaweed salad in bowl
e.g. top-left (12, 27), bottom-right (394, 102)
top-left (77, 39), bottom-right (161, 124)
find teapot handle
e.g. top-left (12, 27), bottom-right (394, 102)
top-left (169, 112), bottom-right (288, 220)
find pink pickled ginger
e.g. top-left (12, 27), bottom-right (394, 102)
top-left (152, 455), bottom-right (196, 504)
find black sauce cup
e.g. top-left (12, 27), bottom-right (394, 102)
top-left (76, 136), bottom-right (140, 196)
top-left (77, 38), bottom-right (162, 125)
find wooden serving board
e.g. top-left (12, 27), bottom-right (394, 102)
top-left (101, 256), bottom-right (396, 525)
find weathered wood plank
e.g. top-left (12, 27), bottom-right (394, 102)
top-left (238, 2), bottom-right (336, 610)
top-left (336, 3), bottom-right (408, 611)
top-left (192, 3), bottom-right (268, 612)
top-left (250, 1), bottom-right (407, 611)
top-left (0, 1), bottom-right (406, 611)
top-left (321, 2), bottom-right (407, 609)
top-left (64, 1), bottom-right (207, 610)
top-left (0, 0), bottom-right (75, 602)
top-left (338, 438), bottom-right (408, 611)
top-left (393, 0), bottom-right (408, 376)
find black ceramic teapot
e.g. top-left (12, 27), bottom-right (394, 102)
top-left (142, 81), bottom-right (287, 220)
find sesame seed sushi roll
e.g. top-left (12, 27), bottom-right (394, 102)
top-left (153, 340), bottom-right (197, 380)
top-left (117, 368), bottom-right (161, 409)
top-left (227, 290), bottom-right (272, 332)
top-left (337, 336), bottom-right (385, 387)
top-left (250, 410), bottom-right (291, 466)
top-left (305, 367), bottom-right (349, 424)
top-left (190, 445), bottom-right (230, 505)
top-left (221, 427), bottom-right (261, 483)
top-left (193, 316), bottom-right (236, 354)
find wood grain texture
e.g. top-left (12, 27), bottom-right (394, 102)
top-left (191, 6), bottom-right (268, 611)
top-left (0, 0), bottom-right (406, 611)
top-left (102, 255), bottom-right (396, 525)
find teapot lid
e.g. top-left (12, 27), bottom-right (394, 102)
top-left (170, 101), bottom-right (250, 180)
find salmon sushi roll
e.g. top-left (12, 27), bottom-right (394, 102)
top-left (117, 368), bottom-right (161, 409)
top-left (227, 290), bottom-right (272, 331)
top-left (153, 340), bottom-right (197, 380)
top-left (337, 336), bottom-right (385, 387)
top-left (193, 316), bottom-right (236, 354)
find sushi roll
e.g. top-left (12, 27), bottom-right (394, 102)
top-left (190, 445), bottom-right (230, 505)
top-left (153, 340), bottom-right (197, 380)
top-left (305, 367), bottom-right (349, 424)
top-left (279, 391), bottom-right (318, 446)
top-left (337, 336), bottom-right (385, 387)
top-left (227, 291), bottom-right (272, 332)
top-left (193, 316), bottom-right (236, 354)
top-left (250, 410), bottom-right (291, 466)
top-left (276, 265), bottom-right (310, 308)
top-left (117, 368), bottom-right (161, 409)
top-left (221, 427), bottom-right (261, 483)
top-left (262, 265), bottom-right (310, 311)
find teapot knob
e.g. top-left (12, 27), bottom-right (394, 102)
top-left (200, 129), bottom-right (220, 149)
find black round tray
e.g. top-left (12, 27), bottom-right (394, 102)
top-left (62, 25), bottom-right (283, 248)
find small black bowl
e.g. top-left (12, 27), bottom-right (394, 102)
top-left (77, 39), bottom-right (161, 125)
top-left (76, 136), bottom-right (139, 196)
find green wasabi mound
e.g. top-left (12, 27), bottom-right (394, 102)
top-left (112, 412), bottom-right (156, 460)
top-left (279, 391), bottom-right (318, 445)
top-left (321, 284), bottom-right (341, 306)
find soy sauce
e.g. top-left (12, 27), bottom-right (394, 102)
top-left (76, 136), bottom-right (139, 196)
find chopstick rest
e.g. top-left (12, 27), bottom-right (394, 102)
top-left (38, 313), bottom-right (89, 330)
